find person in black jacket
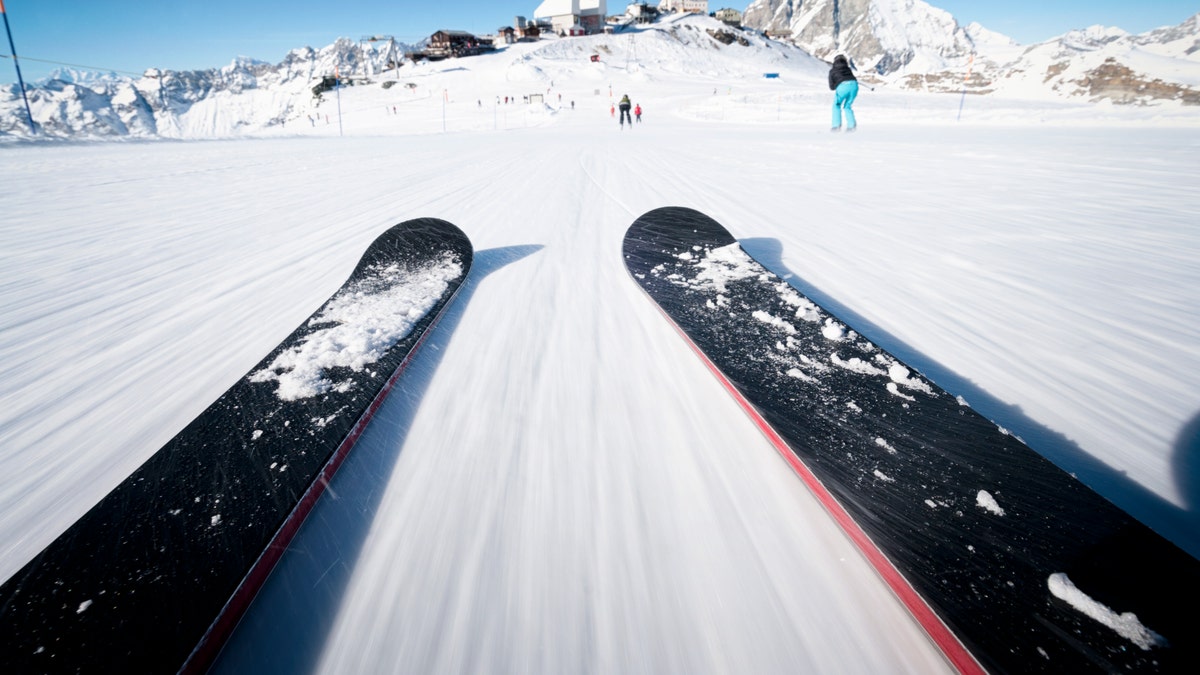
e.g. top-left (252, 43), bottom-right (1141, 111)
top-left (828, 54), bottom-right (859, 132)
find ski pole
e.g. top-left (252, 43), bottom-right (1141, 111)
top-left (1, 0), bottom-right (36, 134)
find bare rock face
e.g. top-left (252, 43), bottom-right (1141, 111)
top-left (1074, 58), bottom-right (1200, 105)
top-left (743, 0), bottom-right (794, 35)
top-left (743, 0), bottom-right (973, 74)
top-left (795, 0), bottom-right (882, 64)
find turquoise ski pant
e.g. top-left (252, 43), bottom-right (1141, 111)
top-left (832, 80), bottom-right (859, 130)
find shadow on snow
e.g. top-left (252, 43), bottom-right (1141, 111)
top-left (739, 236), bottom-right (1200, 562)
top-left (211, 244), bottom-right (544, 674)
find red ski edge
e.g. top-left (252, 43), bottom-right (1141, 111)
top-left (180, 280), bottom-right (468, 674)
top-left (650, 299), bottom-right (986, 675)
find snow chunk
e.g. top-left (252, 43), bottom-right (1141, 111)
top-left (211, 514), bottom-right (222, 527)
top-left (873, 469), bottom-right (895, 482)
top-left (886, 383), bottom-right (916, 401)
top-left (775, 284), bottom-right (822, 322)
top-left (976, 490), bottom-right (1006, 516)
top-left (706, 295), bottom-right (731, 309)
top-left (77, 600), bottom-right (93, 614)
top-left (831, 354), bottom-right (887, 377)
top-left (753, 310), bottom-right (796, 334)
top-left (875, 438), bottom-right (898, 454)
top-left (786, 368), bottom-right (815, 383)
top-left (1047, 573), bottom-right (1167, 650)
top-left (821, 319), bottom-right (845, 341)
top-left (250, 254), bottom-right (463, 401)
top-left (888, 363), bottom-right (933, 394)
top-left (678, 243), bottom-right (762, 293)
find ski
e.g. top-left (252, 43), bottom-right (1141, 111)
top-left (0, 218), bottom-right (473, 673)
top-left (623, 206), bottom-right (1199, 673)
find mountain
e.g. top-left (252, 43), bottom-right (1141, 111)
top-left (1, 38), bottom-right (412, 138)
top-left (986, 18), bottom-right (1200, 104)
top-left (742, 0), bottom-right (979, 73)
top-left (37, 68), bottom-right (125, 87)
top-left (2, 8), bottom-right (1198, 139)
top-left (741, 0), bottom-right (1200, 104)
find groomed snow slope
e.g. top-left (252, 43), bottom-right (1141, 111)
top-left (2, 20), bottom-right (1199, 673)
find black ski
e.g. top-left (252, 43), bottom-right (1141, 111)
top-left (623, 206), bottom-right (1198, 673)
top-left (0, 218), bottom-right (473, 673)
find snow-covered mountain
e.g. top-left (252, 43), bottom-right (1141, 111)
top-left (1, 38), bottom-right (412, 138)
top-left (2, 7), bottom-right (1198, 139)
top-left (986, 17), bottom-right (1200, 104)
top-left (741, 0), bottom-right (1200, 104)
top-left (37, 68), bottom-right (125, 87)
top-left (742, 0), bottom-right (980, 73)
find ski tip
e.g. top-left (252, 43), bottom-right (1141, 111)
top-left (379, 217), bottom-right (472, 253)
top-left (623, 207), bottom-right (737, 266)
top-left (354, 217), bottom-right (474, 280)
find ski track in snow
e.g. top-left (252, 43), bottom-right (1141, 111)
top-left (2, 32), bottom-right (1200, 673)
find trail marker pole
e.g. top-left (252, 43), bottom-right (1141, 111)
top-left (334, 66), bottom-right (343, 137)
top-left (957, 53), bottom-right (975, 122)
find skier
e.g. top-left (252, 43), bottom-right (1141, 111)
top-left (828, 54), bottom-right (859, 132)
top-left (618, 94), bottom-right (632, 127)
top-left (634, 103), bottom-right (642, 123)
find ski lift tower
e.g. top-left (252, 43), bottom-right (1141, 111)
top-left (360, 35), bottom-right (400, 79)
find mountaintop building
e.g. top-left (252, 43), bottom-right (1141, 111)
top-left (533, 0), bottom-right (608, 36)
top-left (659, 0), bottom-right (708, 13)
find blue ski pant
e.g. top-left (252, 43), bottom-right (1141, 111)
top-left (832, 80), bottom-right (859, 130)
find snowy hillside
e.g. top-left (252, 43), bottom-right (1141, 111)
top-left (741, 0), bottom-right (1200, 104)
top-left (3, 9), bottom-right (1199, 140)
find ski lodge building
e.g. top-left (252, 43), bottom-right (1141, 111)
top-left (533, 0), bottom-right (608, 36)
top-left (659, 0), bottom-right (709, 13)
top-left (425, 30), bottom-right (488, 59)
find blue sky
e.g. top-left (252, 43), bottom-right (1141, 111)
top-left (932, 1), bottom-right (1197, 43)
top-left (3, 1), bottom-right (1198, 83)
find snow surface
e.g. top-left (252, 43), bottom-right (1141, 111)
top-left (2, 19), bottom-right (1199, 673)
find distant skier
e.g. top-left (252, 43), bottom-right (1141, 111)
top-left (634, 103), bottom-right (642, 123)
top-left (618, 94), bottom-right (632, 127)
top-left (828, 54), bottom-right (859, 132)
